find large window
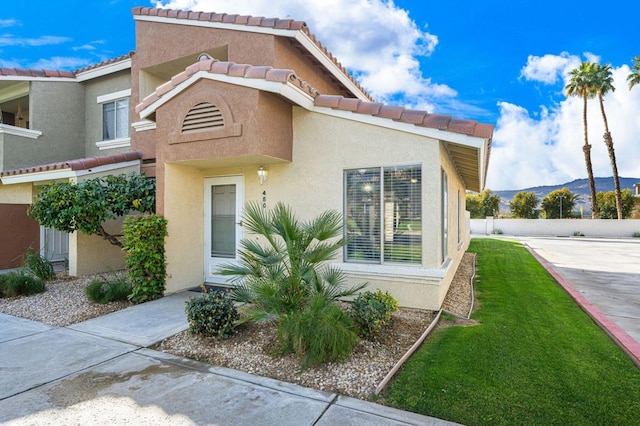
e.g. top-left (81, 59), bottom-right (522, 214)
top-left (345, 165), bottom-right (422, 264)
top-left (441, 170), bottom-right (448, 262)
top-left (102, 98), bottom-right (129, 141)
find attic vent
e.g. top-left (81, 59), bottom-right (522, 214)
top-left (182, 102), bottom-right (224, 133)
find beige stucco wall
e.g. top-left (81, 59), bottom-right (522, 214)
top-left (68, 218), bottom-right (126, 276)
top-left (164, 163), bottom-right (205, 292)
top-left (162, 107), bottom-right (472, 310)
top-left (0, 182), bottom-right (32, 203)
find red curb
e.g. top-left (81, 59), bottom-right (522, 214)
top-left (526, 245), bottom-right (640, 368)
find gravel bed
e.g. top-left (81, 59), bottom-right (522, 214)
top-left (0, 255), bottom-right (475, 400)
top-left (0, 272), bottom-right (132, 327)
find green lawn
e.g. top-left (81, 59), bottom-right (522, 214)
top-left (383, 238), bottom-right (640, 425)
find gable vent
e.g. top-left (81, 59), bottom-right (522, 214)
top-left (182, 102), bottom-right (224, 133)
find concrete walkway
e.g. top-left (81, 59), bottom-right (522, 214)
top-left (512, 236), bottom-right (640, 364)
top-left (0, 293), bottom-right (455, 425)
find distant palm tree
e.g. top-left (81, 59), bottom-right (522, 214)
top-left (628, 56), bottom-right (640, 90)
top-left (592, 63), bottom-right (623, 219)
top-left (565, 62), bottom-right (598, 218)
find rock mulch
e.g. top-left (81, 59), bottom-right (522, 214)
top-left (0, 253), bottom-right (475, 400)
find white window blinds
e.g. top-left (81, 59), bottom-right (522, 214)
top-left (345, 165), bottom-right (422, 264)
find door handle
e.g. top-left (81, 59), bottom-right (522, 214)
top-left (236, 220), bottom-right (243, 226)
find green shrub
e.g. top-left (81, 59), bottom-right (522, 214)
top-left (0, 271), bottom-right (45, 297)
top-left (632, 232), bottom-right (640, 238)
top-left (278, 295), bottom-right (359, 369)
top-left (86, 274), bottom-right (132, 304)
top-left (492, 228), bottom-right (503, 235)
top-left (0, 275), bottom-right (7, 297)
top-left (123, 214), bottom-right (168, 304)
top-left (185, 290), bottom-right (239, 339)
top-left (23, 247), bottom-right (56, 281)
top-left (573, 231), bottom-right (585, 237)
top-left (350, 289), bottom-right (399, 338)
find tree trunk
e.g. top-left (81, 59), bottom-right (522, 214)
top-left (96, 225), bottom-right (124, 247)
top-left (582, 96), bottom-right (598, 219)
top-left (598, 94), bottom-right (623, 219)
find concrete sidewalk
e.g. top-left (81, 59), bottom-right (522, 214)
top-left (0, 294), bottom-right (455, 425)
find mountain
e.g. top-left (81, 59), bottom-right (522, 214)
top-left (494, 177), bottom-right (640, 214)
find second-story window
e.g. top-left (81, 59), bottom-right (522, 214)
top-left (102, 98), bottom-right (129, 140)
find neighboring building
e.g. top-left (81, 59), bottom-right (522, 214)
top-left (0, 55), bottom-right (140, 271)
top-left (0, 7), bottom-right (493, 310)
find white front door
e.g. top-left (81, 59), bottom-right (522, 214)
top-left (204, 176), bottom-right (244, 283)
top-left (40, 227), bottom-right (69, 262)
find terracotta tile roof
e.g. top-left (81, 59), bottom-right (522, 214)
top-left (135, 58), bottom-right (319, 114)
top-left (0, 53), bottom-right (133, 81)
top-left (132, 7), bottom-right (372, 101)
top-left (0, 68), bottom-right (75, 79)
top-left (314, 95), bottom-right (494, 139)
top-left (74, 51), bottom-right (134, 74)
top-left (0, 151), bottom-right (143, 178)
top-left (137, 56), bottom-right (494, 142)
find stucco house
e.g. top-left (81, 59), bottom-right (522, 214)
top-left (0, 7), bottom-right (493, 310)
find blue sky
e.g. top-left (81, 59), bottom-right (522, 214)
top-left (2, 0), bottom-right (639, 190)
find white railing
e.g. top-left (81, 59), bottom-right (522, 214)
top-left (0, 123), bottom-right (42, 139)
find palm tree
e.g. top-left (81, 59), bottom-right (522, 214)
top-left (628, 56), bottom-right (640, 90)
top-left (565, 61), bottom-right (598, 218)
top-left (592, 63), bottom-right (623, 219)
top-left (218, 201), bottom-right (367, 323)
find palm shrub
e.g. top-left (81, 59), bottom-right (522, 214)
top-left (278, 294), bottom-right (359, 368)
top-left (218, 202), bottom-right (367, 367)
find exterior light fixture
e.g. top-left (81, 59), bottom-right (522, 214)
top-left (257, 166), bottom-right (267, 185)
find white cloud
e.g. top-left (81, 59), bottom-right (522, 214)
top-left (0, 58), bottom-right (21, 68)
top-left (0, 34), bottom-right (70, 47)
top-left (488, 60), bottom-right (640, 190)
top-left (520, 52), bottom-right (581, 84)
top-left (0, 19), bottom-right (19, 27)
top-left (31, 56), bottom-right (91, 70)
top-left (73, 44), bottom-right (96, 51)
top-left (153, 0), bottom-right (460, 112)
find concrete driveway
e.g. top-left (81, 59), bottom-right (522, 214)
top-left (514, 236), bottom-right (640, 348)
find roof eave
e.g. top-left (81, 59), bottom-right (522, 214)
top-left (1, 159), bottom-right (141, 185)
top-left (137, 70), bottom-right (315, 119)
top-left (75, 58), bottom-right (132, 82)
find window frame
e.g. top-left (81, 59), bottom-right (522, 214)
top-left (344, 164), bottom-right (422, 266)
top-left (96, 89), bottom-right (131, 150)
top-left (441, 169), bottom-right (448, 263)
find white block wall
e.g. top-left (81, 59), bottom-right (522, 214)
top-left (471, 218), bottom-right (640, 238)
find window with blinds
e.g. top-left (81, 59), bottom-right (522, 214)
top-left (345, 165), bottom-right (422, 264)
top-left (102, 98), bottom-right (129, 140)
